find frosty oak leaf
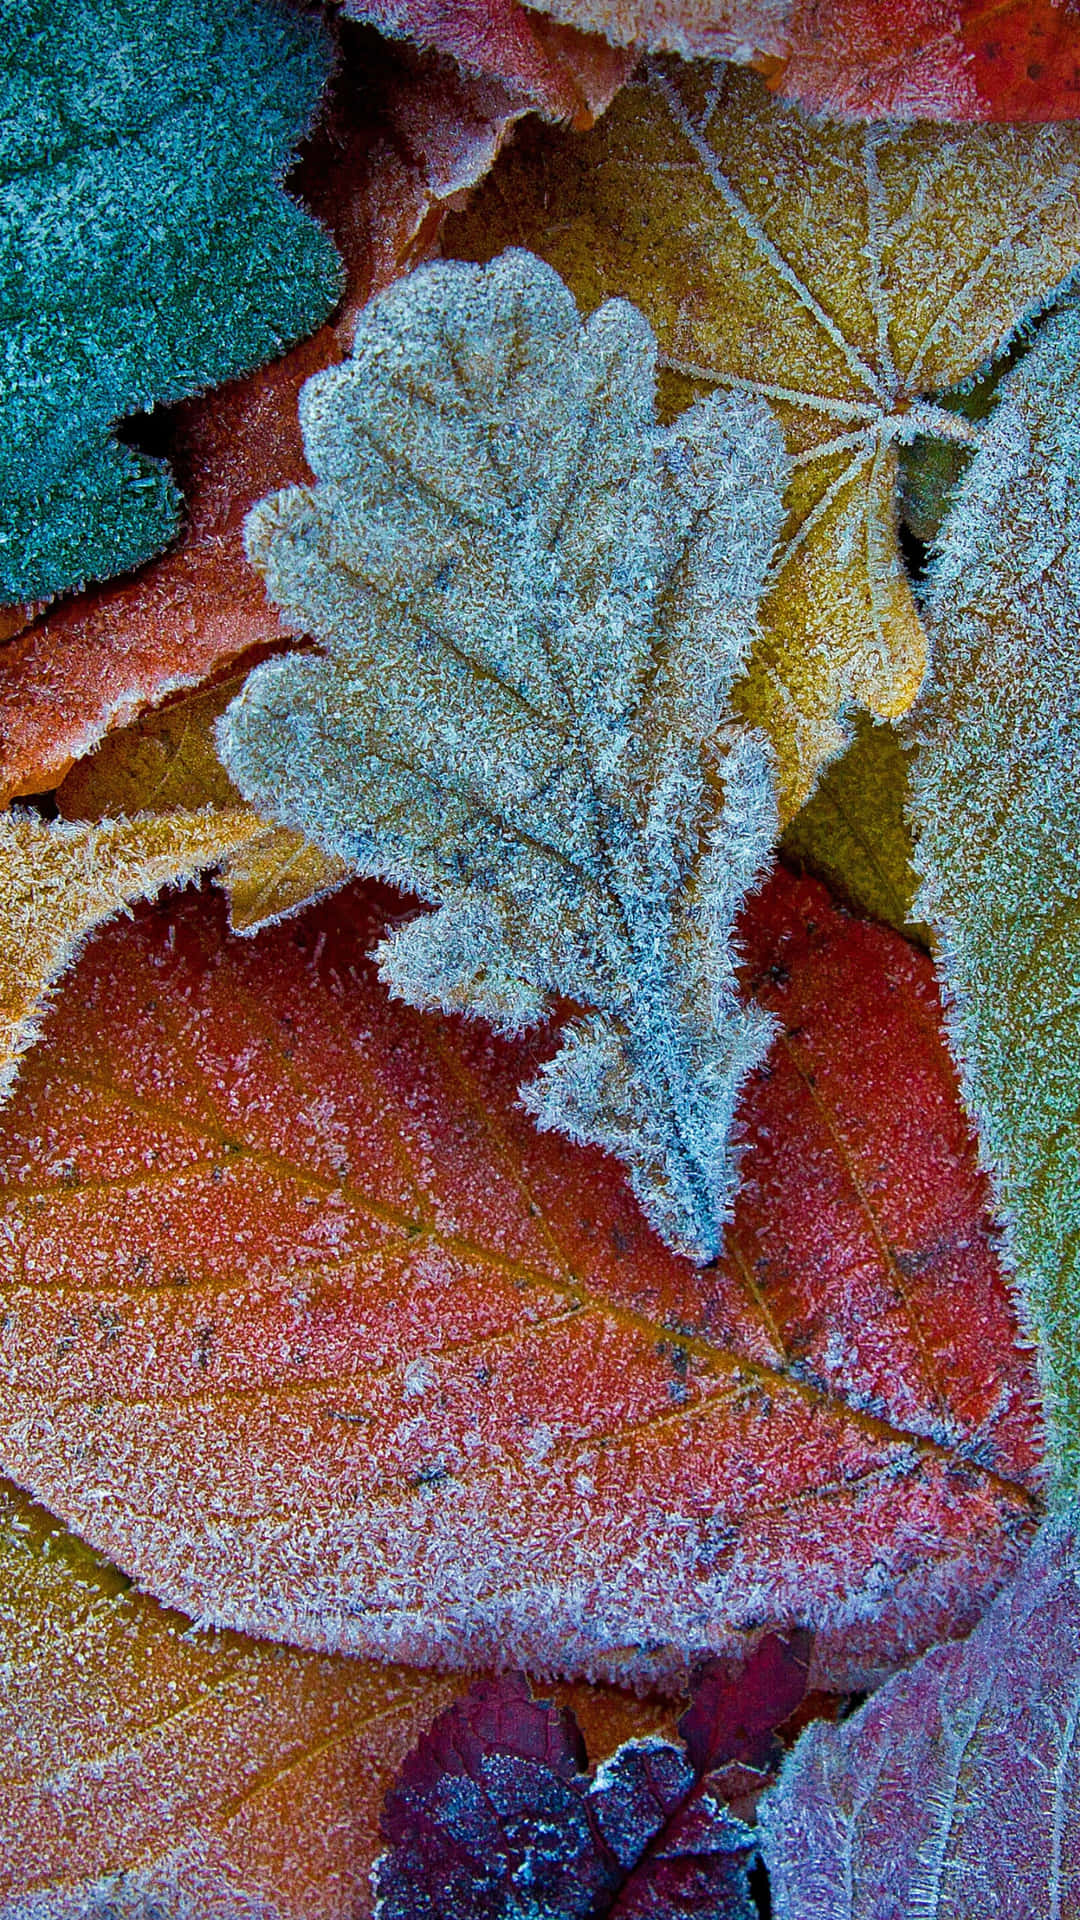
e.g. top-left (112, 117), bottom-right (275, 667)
top-left (908, 304), bottom-right (1080, 1501)
top-left (446, 65), bottom-right (1080, 812)
top-left (220, 249), bottom-right (790, 1263)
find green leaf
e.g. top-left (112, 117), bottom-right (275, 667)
top-left (907, 302), bottom-right (1080, 1498)
top-left (780, 714), bottom-right (925, 941)
top-left (0, 0), bottom-right (343, 604)
top-left (218, 248), bottom-right (790, 1262)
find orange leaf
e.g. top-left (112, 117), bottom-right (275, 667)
top-left (0, 1478), bottom-right (665, 1915)
top-left (0, 29), bottom-right (556, 805)
top-left (0, 868), bottom-right (1041, 1691)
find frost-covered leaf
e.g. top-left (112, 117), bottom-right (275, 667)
top-left (0, 1477), bottom-right (464, 1920)
top-left (780, 715), bottom-right (923, 940)
top-left (0, 0), bottom-right (343, 605)
top-left (341, 0), bottom-right (633, 123)
top-left (526, 0), bottom-right (788, 58)
top-left (766, 0), bottom-right (1080, 122)
top-left (57, 679), bottom-right (350, 935)
top-left (0, 1479), bottom-right (665, 1920)
top-left (907, 303), bottom-right (1080, 1499)
top-left (0, 868), bottom-right (1041, 1687)
top-left (220, 248), bottom-right (790, 1262)
top-left (446, 67), bottom-right (1080, 813)
top-left (0, 28), bottom-right (530, 805)
top-left (759, 1507), bottom-right (1080, 1919)
top-left (0, 805), bottom-right (258, 1099)
top-left (372, 1641), bottom-right (808, 1920)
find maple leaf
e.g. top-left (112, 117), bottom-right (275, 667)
top-left (341, 0), bottom-right (634, 123)
top-left (0, 868), bottom-right (1042, 1687)
top-left (0, 25), bottom-right (546, 805)
top-left (764, 0), bottom-right (1080, 122)
top-left (57, 676), bottom-right (351, 935)
top-left (906, 303), bottom-right (1080, 1500)
top-left (219, 248), bottom-right (789, 1262)
top-left (0, 0), bottom-right (344, 606)
top-left (0, 805), bottom-right (259, 1099)
top-left (372, 1636), bottom-right (809, 1919)
top-left (759, 1507), bottom-right (1080, 1918)
top-left (445, 65), bottom-right (1080, 814)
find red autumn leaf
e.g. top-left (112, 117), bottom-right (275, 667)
top-left (765, 0), bottom-right (1080, 121)
top-left (341, 1), bottom-right (633, 125)
top-left (0, 868), bottom-right (1042, 1689)
top-left (0, 26), bottom-right (602, 805)
top-left (372, 1640), bottom-right (806, 1919)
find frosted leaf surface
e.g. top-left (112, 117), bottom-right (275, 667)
top-left (0, 871), bottom-right (1043, 1687)
top-left (445, 66), bottom-right (1080, 812)
top-left (0, 805), bottom-right (259, 1098)
top-left (221, 249), bottom-right (790, 1262)
top-left (759, 1507), bottom-right (1080, 1920)
top-left (908, 304), bottom-right (1080, 1499)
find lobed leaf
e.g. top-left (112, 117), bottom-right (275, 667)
top-left (759, 1507), bottom-right (1080, 1919)
top-left (907, 303), bottom-right (1080, 1498)
top-left (0, 0), bottom-right (343, 605)
top-left (370, 1642), bottom-right (809, 1920)
top-left (0, 28), bottom-right (536, 804)
top-left (446, 66), bottom-right (1080, 813)
top-left (220, 248), bottom-right (789, 1261)
top-left (0, 868), bottom-right (1042, 1687)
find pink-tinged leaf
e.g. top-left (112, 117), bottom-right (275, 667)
top-left (373, 1642), bottom-right (807, 1918)
top-left (759, 1507), bottom-right (1080, 1918)
top-left (0, 30), bottom-right (544, 805)
top-left (342, 1), bottom-right (632, 124)
top-left (0, 869), bottom-right (1042, 1687)
top-left (764, 0), bottom-right (1080, 121)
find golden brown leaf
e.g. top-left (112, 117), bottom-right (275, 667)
top-left (0, 1477), bottom-right (669, 1915)
top-left (445, 65), bottom-right (1080, 813)
top-left (0, 806), bottom-right (258, 1098)
top-left (57, 680), bottom-right (350, 936)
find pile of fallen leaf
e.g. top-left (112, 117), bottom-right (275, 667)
top-left (3, 3), bottom-right (1080, 1915)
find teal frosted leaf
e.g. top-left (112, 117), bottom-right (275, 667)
top-left (0, 0), bottom-right (343, 604)
top-left (759, 1508), bottom-right (1080, 1920)
top-left (906, 304), bottom-right (1080, 1497)
top-left (219, 249), bottom-right (789, 1261)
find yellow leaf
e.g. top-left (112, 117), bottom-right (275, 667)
top-left (56, 680), bottom-right (350, 936)
top-left (0, 805), bottom-right (259, 1096)
top-left (445, 66), bottom-right (1080, 813)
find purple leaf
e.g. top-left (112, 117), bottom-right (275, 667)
top-left (758, 1510), bottom-right (1080, 1918)
top-left (372, 1639), bottom-right (810, 1917)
